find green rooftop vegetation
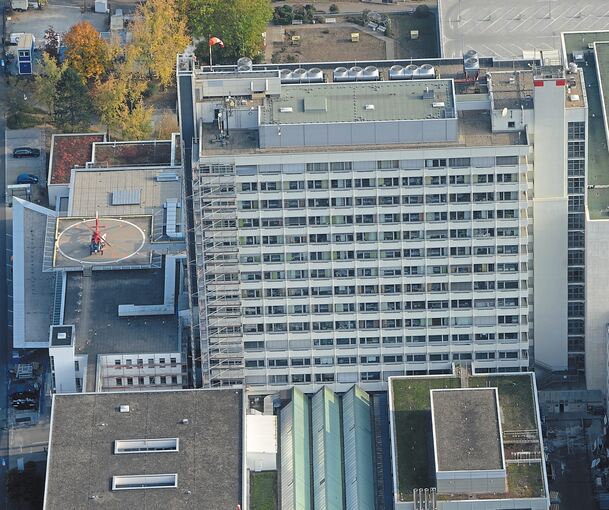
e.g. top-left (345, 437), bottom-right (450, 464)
top-left (467, 375), bottom-right (536, 431)
top-left (507, 463), bottom-right (545, 499)
top-left (392, 376), bottom-right (460, 499)
top-left (250, 471), bottom-right (277, 510)
top-left (391, 373), bottom-right (542, 502)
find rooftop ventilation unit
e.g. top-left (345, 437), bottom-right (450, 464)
top-left (119, 405), bottom-right (130, 413)
top-left (279, 107), bottom-right (293, 113)
top-left (405, 64), bottom-right (419, 79)
top-left (292, 68), bottom-right (307, 82)
top-left (362, 66), bottom-right (380, 81)
top-left (389, 65), bottom-right (404, 80)
top-left (306, 67), bottom-right (324, 83)
top-left (333, 66), bottom-right (349, 82)
top-left (237, 56), bottom-right (253, 72)
top-left (418, 64), bottom-right (435, 79)
top-left (348, 66), bottom-right (363, 80)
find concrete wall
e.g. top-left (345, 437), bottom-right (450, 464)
top-left (585, 219), bottom-right (609, 393)
top-left (259, 118), bottom-right (459, 148)
top-left (532, 76), bottom-right (569, 371)
top-left (49, 344), bottom-right (77, 394)
top-left (436, 469), bottom-right (506, 495)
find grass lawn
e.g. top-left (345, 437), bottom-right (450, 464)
top-left (390, 12), bottom-right (440, 59)
top-left (250, 471), bottom-right (277, 510)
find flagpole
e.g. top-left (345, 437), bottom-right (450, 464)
top-left (209, 34), bottom-right (213, 69)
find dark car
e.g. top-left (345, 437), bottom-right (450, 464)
top-left (13, 147), bottom-right (41, 158)
top-left (16, 173), bottom-right (39, 184)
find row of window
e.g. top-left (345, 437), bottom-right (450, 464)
top-left (113, 357), bottom-right (177, 368)
top-left (239, 228), bottom-right (521, 247)
top-left (244, 332), bottom-right (521, 351)
top-left (232, 156), bottom-right (521, 176)
top-left (240, 212), bottom-right (520, 228)
top-left (243, 315), bottom-right (524, 333)
top-left (241, 263), bottom-right (523, 281)
top-left (239, 173), bottom-right (520, 192)
top-left (243, 297), bottom-right (523, 316)
top-left (260, 365), bottom-right (524, 385)
top-left (241, 280), bottom-right (523, 298)
top-left (114, 376), bottom-right (180, 386)
top-left (238, 192), bottom-right (522, 210)
top-left (239, 245), bottom-right (520, 264)
top-left (245, 350), bottom-right (521, 368)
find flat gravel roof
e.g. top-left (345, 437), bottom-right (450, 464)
top-left (45, 389), bottom-right (243, 510)
top-left (431, 388), bottom-right (503, 472)
top-left (260, 80), bottom-right (455, 124)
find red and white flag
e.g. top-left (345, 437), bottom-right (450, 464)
top-left (209, 37), bottom-right (224, 48)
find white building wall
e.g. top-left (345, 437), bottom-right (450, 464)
top-left (49, 344), bottom-right (77, 394)
top-left (96, 353), bottom-right (184, 391)
top-left (532, 75), bottom-right (569, 371)
top-left (200, 145), bottom-right (531, 392)
top-left (585, 219), bottom-right (609, 393)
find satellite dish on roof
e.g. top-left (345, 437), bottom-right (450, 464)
top-left (502, 107), bottom-right (508, 118)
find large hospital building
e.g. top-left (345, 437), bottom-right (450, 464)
top-left (177, 40), bottom-right (592, 393)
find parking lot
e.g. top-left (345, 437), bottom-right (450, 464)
top-left (439, 0), bottom-right (609, 58)
top-left (5, 129), bottom-right (46, 205)
top-left (7, 5), bottom-right (107, 44)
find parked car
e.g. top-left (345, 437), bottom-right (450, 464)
top-left (16, 173), bottom-right (39, 184)
top-left (13, 147), bottom-right (40, 158)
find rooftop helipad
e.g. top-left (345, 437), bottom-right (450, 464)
top-left (53, 215), bottom-right (153, 269)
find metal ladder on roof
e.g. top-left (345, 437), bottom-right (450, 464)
top-left (51, 272), bottom-right (64, 325)
top-left (42, 215), bottom-right (58, 272)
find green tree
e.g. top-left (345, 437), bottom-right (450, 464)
top-left (131, 0), bottom-right (191, 87)
top-left (185, 0), bottom-right (273, 63)
top-left (34, 53), bottom-right (64, 120)
top-left (54, 67), bottom-right (92, 131)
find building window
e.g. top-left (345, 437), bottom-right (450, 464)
top-left (171, 376), bottom-right (178, 385)
top-left (568, 122), bottom-right (585, 140)
top-left (148, 358), bottom-right (155, 368)
top-left (160, 376), bottom-right (167, 385)
top-left (568, 142), bottom-right (585, 159)
top-left (112, 474), bottom-right (177, 490)
top-left (495, 155), bottom-right (518, 166)
top-left (115, 360), bottom-right (121, 366)
top-left (127, 378), bottom-right (133, 386)
top-left (138, 377), bottom-right (145, 385)
top-left (116, 378), bottom-right (122, 386)
top-left (74, 360), bottom-right (79, 372)
top-left (149, 377), bottom-right (156, 385)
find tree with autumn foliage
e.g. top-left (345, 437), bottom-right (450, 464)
top-left (92, 45), bottom-right (153, 140)
top-left (64, 21), bottom-right (110, 81)
top-left (183, 0), bottom-right (272, 63)
top-left (131, 0), bottom-right (190, 87)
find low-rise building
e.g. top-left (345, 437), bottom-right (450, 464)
top-left (43, 389), bottom-right (245, 509)
top-left (388, 369), bottom-right (549, 509)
